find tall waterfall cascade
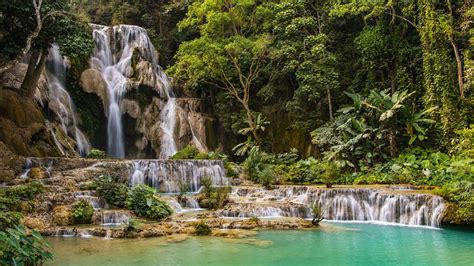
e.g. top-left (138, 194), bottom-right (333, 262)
top-left (45, 45), bottom-right (91, 156)
top-left (223, 186), bottom-right (446, 227)
top-left (90, 24), bottom-right (207, 158)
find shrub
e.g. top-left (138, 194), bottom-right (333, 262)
top-left (194, 220), bottom-right (211, 235)
top-left (124, 218), bottom-right (141, 237)
top-left (242, 147), bottom-right (272, 182)
top-left (198, 176), bottom-right (230, 210)
top-left (126, 184), bottom-right (172, 220)
top-left (125, 218), bottom-right (141, 232)
top-left (0, 225), bottom-right (52, 265)
top-left (88, 148), bottom-right (106, 159)
top-left (321, 161), bottom-right (340, 188)
top-left (170, 145), bottom-right (199, 159)
top-left (0, 211), bottom-right (22, 231)
top-left (256, 165), bottom-right (276, 188)
top-left (436, 181), bottom-right (473, 224)
top-left (224, 162), bottom-right (240, 178)
top-left (6, 181), bottom-right (44, 201)
top-left (93, 175), bottom-right (129, 207)
top-left (285, 157), bottom-right (321, 183)
top-left (72, 199), bottom-right (94, 224)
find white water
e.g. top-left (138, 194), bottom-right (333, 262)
top-left (224, 186), bottom-right (446, 227)
top-left (129, 160), bottom-right (228, 193)
top-left (91, 24), bottom-right (179, 158)
top-left (45, 45), bottom-right (91, 156)
top-left (99, 210), bottom-right (131, 226)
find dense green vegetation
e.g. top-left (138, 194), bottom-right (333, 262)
top-left (72, 199), bottom-right (94, 224)
top-left (197, 176), bottom-right (230, 209)
top-left (0, 0), bottom-right (472, 224)
top-left (93, 175), bottom-right (129, 208)
top-left (0, 182), bottom-right (52, 265)
top-left (92, 175), bottom-right (173, 221)
top-left (126, 184), bottom-right (173, 220)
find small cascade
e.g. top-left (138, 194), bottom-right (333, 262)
top-left (224, 186), bottom-right (445, 227)
top-left (99, 210), bottom-right (131, 226)
top-left (19, 158), bottom-right (53, 179)
top-left (75, 191), bottom-right (107, 209)
top-left (53, 228), bottom-right (92, 238)
top-left (129, 160), bottom-right (228, 193)
top-left (184, 197), bottom-right (200, 209)
top-left (45, 45), bottom-right (91, 156)
top-left (19, 158), bottom-right (33, 179)
top-left (166, 198), bottom-right (184, 213)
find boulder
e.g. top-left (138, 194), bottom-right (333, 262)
top-left (121, 99), bottom-right (141, 119)
top-left (22, 217), bottom-right (46, 231)
top-left (80, 69), bottom-right (108, 108)
top-left (52, 205), bottom-right (73, 226)
top-left (28, 167), bottom-right (47, 179)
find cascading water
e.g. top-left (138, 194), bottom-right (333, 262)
top-left (159, 86), bottom-right (178, 158)
top-left (129, 160), bottom-right (228, 193)
top-left (223, 186), bottom-right (446, 227)
top-left (90, 24), bottom-right (180, 158)
top-left (45, 45), bottom-right (91, 156)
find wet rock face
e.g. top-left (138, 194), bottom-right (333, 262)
top-left (0, 89), bottom-right (74, 157)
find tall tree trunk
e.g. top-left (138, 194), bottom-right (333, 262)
top-left (243, 103), bottom-right (261, 145)
top-left (326, 88), bottom-right (333, 120)
top-left (20, 50), bottom-right (47, 98)
top-left (451, 41), bottom-right (464, 99)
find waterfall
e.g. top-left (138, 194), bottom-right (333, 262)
top-left (223, 186), bottom-right (445, 227)
top-left (90, 24), bottom-right (179, 158)
top-left (129, 160), bottom-right (228, 193)
top-left (45, 45), bottom-right (91, 156)
top-left (98, 210), bottom-right (131, 226)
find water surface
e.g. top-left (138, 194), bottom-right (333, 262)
top-left (47, 223), bottom-right (473, 266)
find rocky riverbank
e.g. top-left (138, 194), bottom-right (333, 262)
top-left (2, 157), bottom-right (463, 239)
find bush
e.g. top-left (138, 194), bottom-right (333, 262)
top-left (6, 181), bottom-right (44, 201)
top-left (126, 184), bottom-right (172, 220)
top-left (93, 175), bottom-right (129, 207)
top-left (170, 145), bottom-right (200, 159)
top-left (124, 218), bottom-right (141, 232)
top-left (88, 148), bottom-right (106, 159)
top-left (224, 162), bottom-right (240, 178)
top-left (0, 225), bottom-right (52, 265)
top-left (256, 165), bottom-right (276, 188)
top-left (194, 220), bottom-right (211, 235)
top-left (198, 176), bottom-right (230, 210)
top-left (0, 211), bottom-right (22, 231)
top-left (72, 199), bottom-right (94, 224)
top-left (436, 181), bottom-right (473, 224)
top-left (242, 147), bottom-right (272, 182)
top-left (285, 157), bottom-right (321, 183)
top-left (321, 161), bottom-right (340, 188)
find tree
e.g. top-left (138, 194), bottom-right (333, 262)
top-left (330, 0), bottom-right (469, 143)
top-left (169, 0), bottom-right (272, 145)
top-left (0, 0), bottom-right (93, 97)
top-left (270, 0), bottom-right (340, 130)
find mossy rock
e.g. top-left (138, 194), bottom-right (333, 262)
top-left (28, 167), bottom-right (47, 179)
top-left (21, 216), bottom-right (46, 231)
top-left (0, 89), bottom-right (43, 127)
top-left (52, 205), bottom-right (74, 226)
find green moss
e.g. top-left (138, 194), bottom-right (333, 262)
top-left (170, 145), bottom-right (200, 160)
